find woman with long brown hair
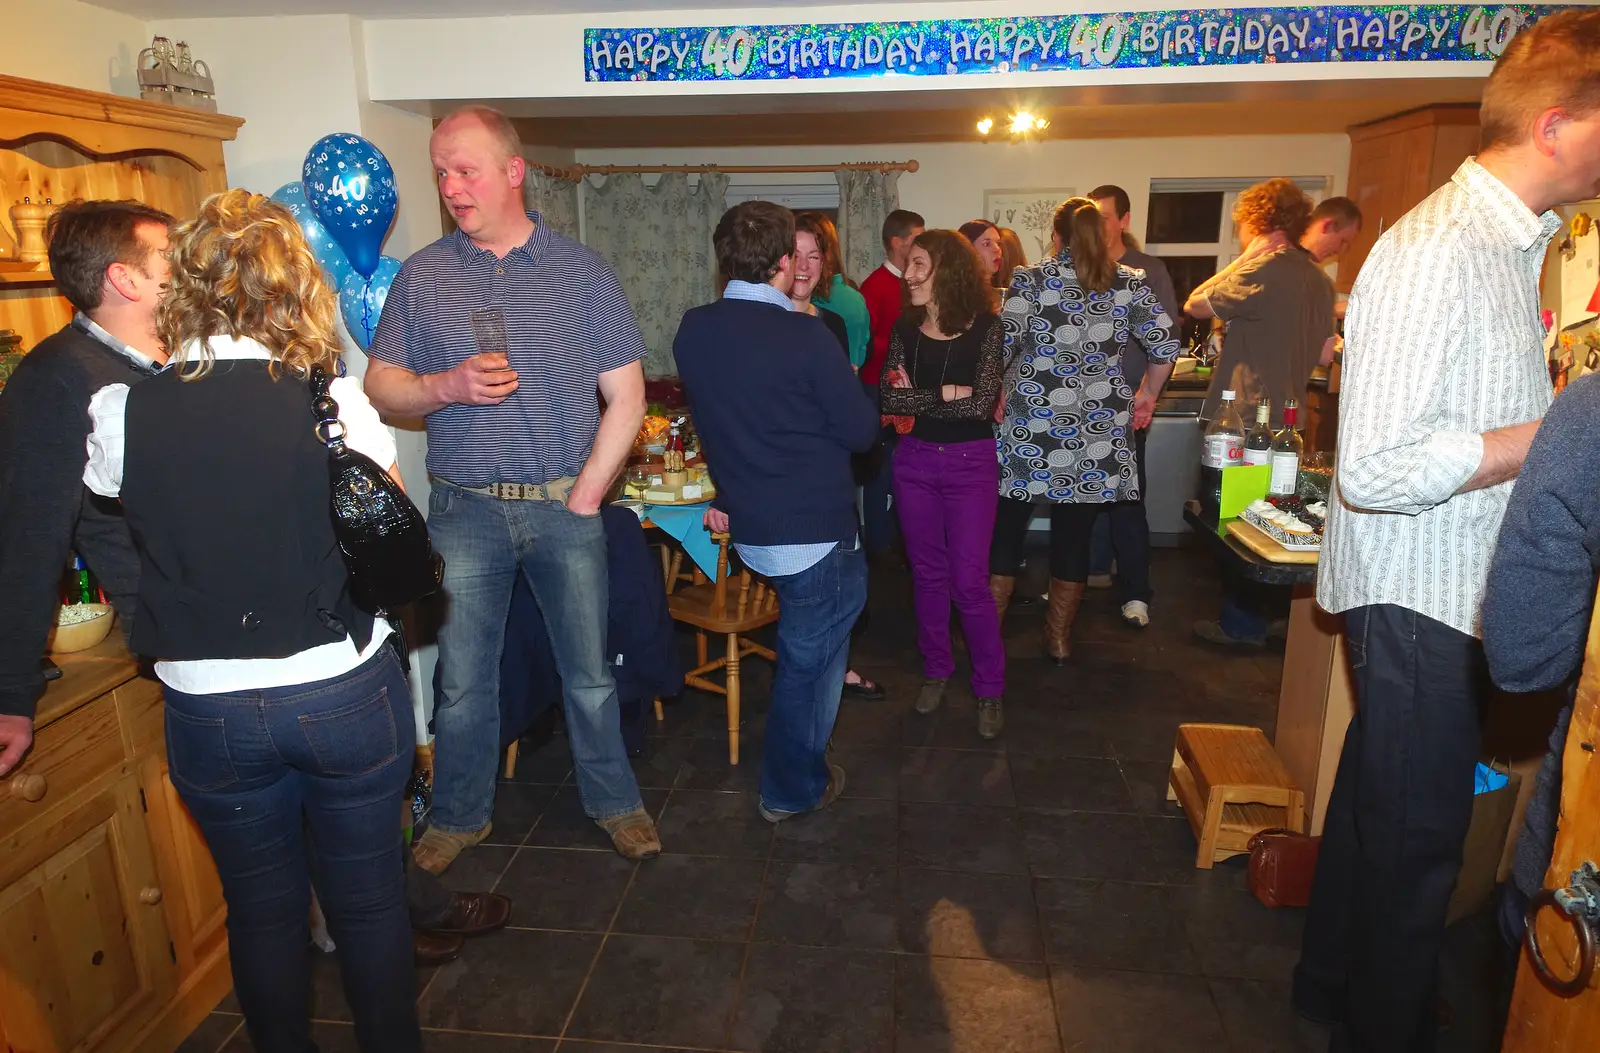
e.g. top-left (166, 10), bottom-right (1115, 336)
top-left (989, 198), bottom-right (1180, 663)
top-left (880, 230), bottom-right (1007, 738)
top-left (794, 211), bottom-right (871, 370)
top-left (996, 227), bottom-right (1027, 289)
top-left (82, 189), bottom-right (422, 1052)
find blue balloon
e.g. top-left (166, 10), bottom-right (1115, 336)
top-left (302, 134), bottom-right (398, 278)
top-left (270, 181), bottom-right (354, 292)
top-left (339, 256), bottom-right (401, 350)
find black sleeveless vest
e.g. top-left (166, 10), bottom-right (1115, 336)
top-left (120, 361), bottom-right (374, 661)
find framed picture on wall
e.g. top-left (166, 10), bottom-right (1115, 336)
top-left (984, 188), bottom-right (1076, 262)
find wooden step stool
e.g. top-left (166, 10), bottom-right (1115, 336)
top-left (1167, 723), bottom-right (1306, 869)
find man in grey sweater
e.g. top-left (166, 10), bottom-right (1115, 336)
top-left (1481, 369), bottom-right (1596, 945)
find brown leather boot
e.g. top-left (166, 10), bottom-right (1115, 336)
top-left (1043, 579), bottom-right (1086, 664)
top-left (989, 574), bottom-right (1016, 625)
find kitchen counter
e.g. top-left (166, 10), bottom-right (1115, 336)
top-left (1181, 501), bottom-right (1319, 587)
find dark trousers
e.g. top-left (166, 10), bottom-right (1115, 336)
top-left (1294, 604), bottom-right (1487, 1053)
top-left (990, 495), bottom-right (1102, 581)
top-left (164, 648), bottom-right (421, 1053)
top-left (1087, 429), bottom-right (1153, 604)
top-left (406, 846), bottom-right (453, 930)
top-left (859, 380), bottom-right (899, 554)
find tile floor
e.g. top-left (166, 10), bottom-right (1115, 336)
top-left (177, 546), bottom-right (1513, 1053)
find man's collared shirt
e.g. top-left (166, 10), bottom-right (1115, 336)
top-left (717, 279), bottom-right (842, 578)
top-left (367, 210), bottom-right (647, 488)
top-left (1319, 158), bottom-right (1562, 636)
top-left (73, 313), bottom-right (163, 376)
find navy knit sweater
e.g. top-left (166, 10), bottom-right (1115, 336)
top-left (674, 298), bottom-right (879, 547)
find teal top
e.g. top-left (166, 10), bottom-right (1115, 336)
top-left (815, 275), bottom-right (871, 369)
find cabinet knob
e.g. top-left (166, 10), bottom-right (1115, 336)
top-left (8, 773), bottom-right (47, 802)
top-left (138, 886), bottom-right (163, 906)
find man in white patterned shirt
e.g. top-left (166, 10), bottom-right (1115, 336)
top-left (1300, 11), bottom-right (1600, 1050)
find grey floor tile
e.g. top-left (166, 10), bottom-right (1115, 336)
top-left (486, 782), bottom-right (561, 845)
top-left (424, 1034), bottom-right (557, 1051)
top-left (830, 748), bottom-right (902, 801)
top-left (755, 861), bottom-right (900, 951)
top-left (899, 748), bottom-right (1015, 806)
top-left (435, 844), bottom-right (520, 895)
top-left (563, 934), bottom-right (745, 1049)
top-left (1207, 977), bottom-right (1328, 1053)
top-left (1034, 878), bottom-right (1197, 974)
top-left (898, 869), bottom-right (1043, 962)
top-left (1021, 809), bottom-right (1160, 882)
top-left (495, 846), bottom-right (636, 931)
top-left (221, 1021), bottom-right (361, 1052)
top-left (503, 736), bottom-right (573, 785)
top-left (899, 803), bottom-right (1027, 875)
top-left (771, 796), bottom-right (898, 867)
top-left (417, 928), bottom-right (600, 1036)
top-left (1051, 965), bottom-right (1227, 1053)
top-left (674, 735), bottom-right (765, 792)
top-left (628, 735), bottom-right (696, 790)
top-left (1009, 755), bottom-right (1134, 813)
top-left (1173, 885), bottom-right (1306, 982)
top-left (527, 788), bottom-right (669, 852)
top-left (614, 854), bottom-right (765, 941)
top-left (655, 790), bottom-right (775, 859)
top-left (176, 1013), bottom-right (243, 1053)
top-left (731, 943), bottom-right (895, 1053)
top-left (895, 955), bottom-right (1061, 1053)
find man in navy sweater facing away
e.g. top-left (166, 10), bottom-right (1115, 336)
top-left (675, 201), bottom-right (880, 821)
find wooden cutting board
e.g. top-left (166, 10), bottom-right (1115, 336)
top-left (1227, 519), bottom-right (1320, 564)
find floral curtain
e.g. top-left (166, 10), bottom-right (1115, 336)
top-left (582, 171), bottom-right (729, 377)
top-left (523, 170), bottom-right (580, 241)
top-left (836, 169), bottom-right (902, 282)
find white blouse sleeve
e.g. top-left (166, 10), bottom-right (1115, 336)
top-left (83, 383), bottom-right (132, 497)
top-left (328, 375), bottom-right (398, 471)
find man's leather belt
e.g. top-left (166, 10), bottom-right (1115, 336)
top-left (442, 477), bottom-right (576, 501)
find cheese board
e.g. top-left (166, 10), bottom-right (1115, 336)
top-left (1226, 518), bottom-right (1320, 565)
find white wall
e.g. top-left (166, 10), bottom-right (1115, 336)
top-left (576, 133), bottom-right (1351, 239)
top-left (8, 0), bottom-right (149, 97)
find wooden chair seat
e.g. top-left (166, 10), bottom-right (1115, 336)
top-left (660, 532), bottom-right (779, 765)
top-left (1167, 722), bottom-right (1306, 868)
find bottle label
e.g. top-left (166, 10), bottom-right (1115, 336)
top-left (1243, 447), bottom-right (1271, 467)
top-left (1269, 451), bottom-right (1299, 494)
top-left (1203, 434), bottom-right (1245, 468)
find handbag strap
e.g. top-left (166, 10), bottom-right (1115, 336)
top-left (309, 366), bottom-right (349, 453)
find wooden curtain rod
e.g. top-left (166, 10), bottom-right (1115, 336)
top-left (529, 159), bottom-right (918, 180)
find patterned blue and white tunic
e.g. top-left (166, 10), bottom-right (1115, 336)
top-left (998, 250), bottom-right (1180, 503)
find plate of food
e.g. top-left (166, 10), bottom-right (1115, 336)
top-left (1240, 496), bottom-right (1328, 551)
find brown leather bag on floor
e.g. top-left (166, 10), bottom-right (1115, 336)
top-left (1248, 828), bottom-right (1321, 908)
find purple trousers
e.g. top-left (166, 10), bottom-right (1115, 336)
top-left (892, 435), bottom-right (1005, 698)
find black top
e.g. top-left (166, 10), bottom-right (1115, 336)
top-left (815, 305), bottom-right (851, 361)
top-left (879, 314), bottom-right (1004, 444)
top-left (0, 322), bottom-right (150, 720)
top-left (121, 362), bottom-right (373, 661)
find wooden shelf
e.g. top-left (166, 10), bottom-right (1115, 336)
top-left (0, 262), bottom-right (51, 286)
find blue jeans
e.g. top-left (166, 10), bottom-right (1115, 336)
top-left (1219, 562), bottom-right (1275, 642)
top-left (760, 542), bottom-right (869, 813)
top-left (163, 647), bottom-right (419, 1053)
top-left (427, 480), bottom-right (642, 830)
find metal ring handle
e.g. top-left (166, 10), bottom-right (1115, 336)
top-left (1524, 888), bottom-right (1598, 998)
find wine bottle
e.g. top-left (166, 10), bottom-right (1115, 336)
top-left (1270, 399), bottom-right (1304, 496)
top-left (1243, 399), bottom-right (1273, 466)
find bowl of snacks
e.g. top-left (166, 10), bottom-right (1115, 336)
top-left (49, 602), bottom-right (114, 654)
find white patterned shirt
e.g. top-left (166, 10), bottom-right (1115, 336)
top-left (1318, 159), bottom-right (1561, 637)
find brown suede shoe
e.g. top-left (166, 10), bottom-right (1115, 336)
top-left (418, 891), bottom-right (512, 937)
top-left (1043, 579), bottom-right (1086, 664)
top-left (597, 808), bottom-right (662, 860)
top-left (413, 929), bottom-right (464, 967)
top-left (759, 763), bottom-right (846, 823)
top-left (412, 822), bottom-right (493, 875)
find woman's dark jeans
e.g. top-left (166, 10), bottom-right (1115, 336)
top-left (163, 647), bottom-right (421, 1053)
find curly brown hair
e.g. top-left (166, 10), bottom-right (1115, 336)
top-left (1232, 178), bottom-right (1313, 242)
top-left (157, 188), bottom-right (344, 381)
top-left (903, 229), bottom-right (993, 335)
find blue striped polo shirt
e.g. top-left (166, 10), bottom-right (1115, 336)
top-left (367, 210), bottom-right (646, 487)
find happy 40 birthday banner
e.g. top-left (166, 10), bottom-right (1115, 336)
top-left (584, 4), bottom-right (1565, 82)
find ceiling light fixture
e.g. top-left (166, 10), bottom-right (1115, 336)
top-left (977, 111), bottom-right (1049, 142)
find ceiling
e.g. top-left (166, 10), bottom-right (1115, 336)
top-left (105, 0), bottom-right (900, 18)
top-left (469, 78), bottom-right (1486, 148)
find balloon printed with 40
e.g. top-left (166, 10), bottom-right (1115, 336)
top-left (301, 133), bottom-right (398, 279)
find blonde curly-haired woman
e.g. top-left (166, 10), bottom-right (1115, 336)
top-left (83, 189), bottom-right (420, 1053)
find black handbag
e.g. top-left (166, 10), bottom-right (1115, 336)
top-left (310, 366), bottom-right (444, 611)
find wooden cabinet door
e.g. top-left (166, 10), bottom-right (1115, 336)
top-left (1501, 591), bottom-right (1600, 1049)
top-left (137, 752), bottom-right (228, 977)
top-left (0, 773), bottom-right (176, 1053)
top-left (1337, 130), bottom-right (1410, 294)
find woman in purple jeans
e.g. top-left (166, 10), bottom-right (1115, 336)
top-left (880, 230), bottom-right (1007, 739)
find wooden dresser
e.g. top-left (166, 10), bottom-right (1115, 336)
top-left (0, 638), bottom-right (231, 1053)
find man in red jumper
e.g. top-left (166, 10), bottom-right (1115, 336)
top-left (858, 208), bottom-right (924, 558)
